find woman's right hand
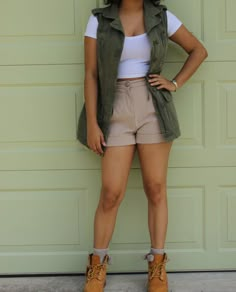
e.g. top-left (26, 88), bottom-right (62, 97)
top-left (87, 122), bottom-right (106, 156)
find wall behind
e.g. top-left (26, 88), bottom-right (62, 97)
top-left (0, 0), bottom-right (236, 274)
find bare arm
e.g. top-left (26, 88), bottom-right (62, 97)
top-left (169, 24), bottom-right (208, 88)
top-left (149, 24), bottom-right (208, 91)
top-left (84, 36), bottom-right (106, 155)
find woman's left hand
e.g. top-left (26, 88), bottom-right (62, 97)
top-left (148, 74), bottom-right (176, 92)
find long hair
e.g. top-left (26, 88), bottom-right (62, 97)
top-left (104, 0), bottom-right (161, 5)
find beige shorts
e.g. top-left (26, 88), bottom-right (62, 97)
top-left (106, 78), bottom-right (166, 146)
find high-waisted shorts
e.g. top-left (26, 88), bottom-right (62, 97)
top-left (106, 78), bottom-right (166, 146)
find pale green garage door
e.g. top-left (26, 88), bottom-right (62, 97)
top-left (0, 0), bottom-right (236, 274)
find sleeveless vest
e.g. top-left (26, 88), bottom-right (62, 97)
top-left (77, 0), bottom-right (181, 151)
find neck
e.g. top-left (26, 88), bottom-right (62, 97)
top-left (119, 0), bottom-right (144, 12)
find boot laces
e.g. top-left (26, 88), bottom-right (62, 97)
top-left (87, 264), bottom-right (105, 282)
top-left (144, 253), bottom-right (169, 281)
top-left (149, 261), bottom-right (166, 281)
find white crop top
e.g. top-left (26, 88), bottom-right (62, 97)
top-left (85, 10), bottom-right (182, 78)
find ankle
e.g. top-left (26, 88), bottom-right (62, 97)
top-left (93, 247), bottom-right (109, 263)
top-left (150, 247), bottom-right (165, 255)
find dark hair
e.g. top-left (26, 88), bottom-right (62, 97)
top-left (104, 0), bottom-right (161, 5)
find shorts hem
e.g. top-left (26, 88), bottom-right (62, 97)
top-left (136, 133), bottom-right (166, 144)
top-left (105, 134), bottom-right (136, 146)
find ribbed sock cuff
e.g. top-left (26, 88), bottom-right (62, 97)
top-left (93, 248), bottom-right (109, 263)
top-left (150, 247), bottom-right (165, 255)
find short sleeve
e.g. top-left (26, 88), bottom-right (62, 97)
top-left (84, 14), bottom-right (98, 39)
top-left (166, 10), bottom-right (182, 37)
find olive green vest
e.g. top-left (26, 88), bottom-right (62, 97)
top-left (77, 0), bottom-right (181, 150)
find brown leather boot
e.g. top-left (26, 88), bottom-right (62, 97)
top-left (84, 253), bottom-right (110, 292)
top-left (146, 253), bottom-right (169, 292)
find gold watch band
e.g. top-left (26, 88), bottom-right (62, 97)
top-left (171, 79), bottom-right (178, 91)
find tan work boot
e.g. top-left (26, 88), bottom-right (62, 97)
top-left (145, 252), bottom-right (169, 292)
top-left (84, 253), bottom-right (110, 292)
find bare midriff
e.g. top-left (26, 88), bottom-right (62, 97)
top-left (117, 76), bottom-right (145, 81)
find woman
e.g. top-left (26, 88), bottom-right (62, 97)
top-left (77, 0), bottom-right (208, 291)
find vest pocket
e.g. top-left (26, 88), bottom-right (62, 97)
top-left (162, 97), bottom-right (180, 133)
top-left (150, 86), bottom-right (173, 107)
top-left (159, 89), bottom-right (173, 103)
top-left (152, 88), bottom-right (179, 133)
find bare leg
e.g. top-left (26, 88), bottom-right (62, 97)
top-left (94, 145), bottom-right (136, 248)
top-left (137, 142), bottom-right (173, 249)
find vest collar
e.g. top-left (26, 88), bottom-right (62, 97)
top-left (144, 1), bottom-right (164, 34)
top-left (100, 0), bottom-right (164, 34)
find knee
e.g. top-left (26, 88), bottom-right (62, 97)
top-left (100, 186), bottom-right (123, 212)
top-left (144, 182), bottom-right (166, 206)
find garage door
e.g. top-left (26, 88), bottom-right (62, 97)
top-left (0, 0), bottom-right (235, 274)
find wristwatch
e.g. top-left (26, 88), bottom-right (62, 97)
top-left (171, 79), bottom-right (178, 92)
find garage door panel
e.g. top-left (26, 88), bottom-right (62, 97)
top-left (0, 64), bottom-right (84, 85)
top-left (0, 0), bottom-right (75, 36)
top-left (218, 84), bottom-right (236, 145)
top-left (219, 0), bottom-right (236, 39)
top-left (0, 87), bottom-right (77, 142)
top-left (0, 170), bottom-right (93, 274)
top-left (225, 0), bottom-right (236, 32)
top-left (220, 188), bottom-right (236, 249)
top-left (0, 0), bottom-right (93, 65)
top-left (0, 190), bottom-right (88, 246)
top-left (205, 0), bottom-right (236, 61)
top-left (166, 187), bottom-right (204, 249)
top-left (174, 82), bottom-right (204, 147)
top-left (0, 63), bottom-right (89, 171)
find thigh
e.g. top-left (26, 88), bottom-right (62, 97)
top-left (137, 142), bottom-right (173, 186)
top-left (101, 145), bottom-right (136, 192)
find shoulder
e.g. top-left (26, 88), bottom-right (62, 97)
top-left (92, 6), bottom-right (110, 17)
top-left (87, 14), bottom-right (98, 25)
top-left (91, 7), bottom-right (104, 16)
top-left (166, 10), bottom-right (182, 26)
top-left (84, 14), bottom-right (98, 39)
top-left (166, 10), bottom-right (180, 21)
top-left (85, 5), bottom-right (113, 38)
top-left (166, 10), bottom-right (183, 37)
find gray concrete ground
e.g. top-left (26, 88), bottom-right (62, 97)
top-left (0, 272), bottom-right (235, 292)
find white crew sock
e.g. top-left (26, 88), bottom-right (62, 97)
top-left (150, 247), bottom-right (165, 255)
top-left (93, 248), bottom-right (109, 263)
